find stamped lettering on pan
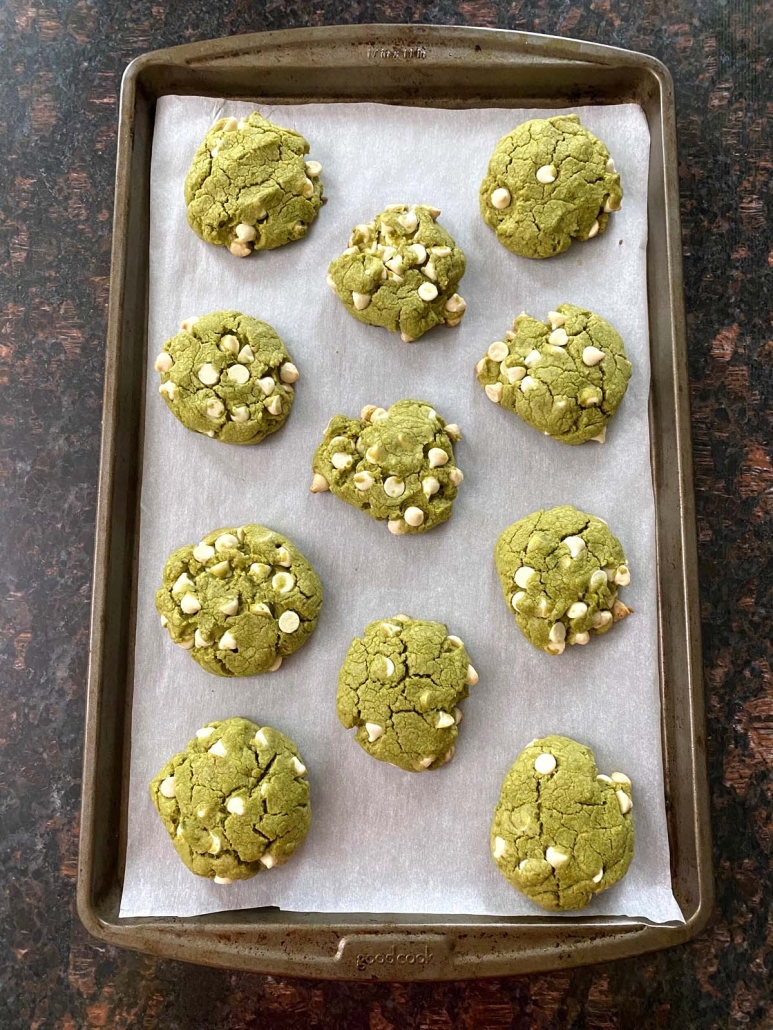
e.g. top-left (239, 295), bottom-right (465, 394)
top-left (335, 935), bottom-right (451, 977)
top-left (367, 44), bottom-right (428, 60)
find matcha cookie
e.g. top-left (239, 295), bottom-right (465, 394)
top-left (310, 399), bottom-right (464, 535)
top-left (155, 311), bottom-right (298, 444)
top-left (150, 717), bottom-right (311, 882)
top-left (326, 205), bottom-right (467, 342)
top-left (337, 616), bottom-right (478, 772)
top-left (479, 115), bottom-right (623, 259)
top-left (184, 112), bottom-right (324, 257)
top-left (494, 506), bottom-right (632, 654)
top-left (491, 735), bottom-right (634, 911)
top-left (156, 524), bottom-right (323, 676)
top-left (476, 304), bottom-right (631, 445)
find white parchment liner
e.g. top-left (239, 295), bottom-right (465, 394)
top-left (119, 97), bottom-right (682, 922)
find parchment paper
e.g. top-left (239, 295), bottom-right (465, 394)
top-left (120, 96), bottom-right (683, 922)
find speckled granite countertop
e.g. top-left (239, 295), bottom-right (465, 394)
top-left (0, 1), bottom-right (770, 1028)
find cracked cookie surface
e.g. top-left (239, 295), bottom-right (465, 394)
top-left (479, 115), bottom-right (623, 259)
top-left (156, 524), bottom-right (323, 676)
top-left (336, 616), bottom-right (478, 772)
top-left (310, 399), bottom-right (464, 535)
top-left (155, 311), bottom-right (298, 444)
top-left (491, 735), bottom-right (634, 910)
top-left (326, 205), bottom-right (467, 342)
top-left (184, 112), bottom-right (324, 257)
top-left (476, 304), bottom-right (631, 445)
top-left (494, 505), bottom-right (632, 654)
top-left (150, 717), bottom-right (311, 882)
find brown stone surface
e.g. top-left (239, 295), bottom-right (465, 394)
top-left (0, 1), bottom-right (771, 1027)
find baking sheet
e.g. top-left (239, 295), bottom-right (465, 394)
top-left (120, 96), bottom-right (682, 922)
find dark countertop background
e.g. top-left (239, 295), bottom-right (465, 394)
top-left (0, 0), bottom-right (770, 1027)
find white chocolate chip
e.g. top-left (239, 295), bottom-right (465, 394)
top-left (431, 246), bottom-right (451, 257)
top-left (549, 327), bottom-right (569, 347)
top-left (305, 159), bottom-right (322, 177)
top-left (590, 570), bottom-right (608, 590)
top-left (611, 772), bottom-right (632, 786)
top-left (444, 423), bottom-right (461, 441)
top-left (266, 395), bottom-right (282, 416)
top-left (592, 610), bottom-right (613, 629)
top-left (592, 427), bottom-right (607, 444)
top-left (454, 707), bottom-right (463, 725)
top-left (254, 729), bottom-right (268, 747)
top-left (226, 796), bottom-right (245, 815)
top-left (272, 572), bottom-right (295, 593)
top-left (196, 726), bottom-right (215, 739)
top-left (485, 383), bottom-right (503, 404)
top-left (229, 241), bottom-right (251, 258)
top-left (382, 476), bottom-right (405, 498)
top-left (365, 723), bottom-right (384, 743)
top-left (220, 334), bottom-right (239, 354)
top-left (218, 631), bottom-right (237, 651)
top-left (160, 615), bottom-right (168, 628)
top-left (278, 610), bottom-right (300, 633)
top-left (614, 565), bottom-right (631, 586)
top-left (301, 177), bottom-right (314, 198)
top-left (436, 711), bottom-right (455, 729)
top-left (545, 846), bottom-right (568, 868)
top-left (444, 293), bottom-right (466, 313)
top-left (536, 163), bottom-right (557, 184)
top-left (198, 363), bottom-right (220, 386)
top-left (514, 567), bottom-right (536, 589)
top-left (292, 756), bottom-right (307, 776)
top-left (275, 546), bottom-right (292, 567)
top-left (177, 637), bottom-right (194, 649)
top-left (422, 476), bottom-right (439, 498)
top-left (260, 854), bottom-right (276, 869)
top-left (259, 377), bottom-right (276, 397)
top-left (159, 776), bottom-right (176, 798)
top-left (582, 346), bottom-right (605, 366)
top-left (172, 573), bottom-right (194, 595)
top-left (387, 518), bottom-right (407, 536)
top-left (597, 774), bottom-right (612, 784)
top-left (493, 836), bottom-right (507, 860)
top-left (587, 220), bottom-right (600, 239)
top-left (490, 187), bottom-right (511, 209)
top-left (180, 594), bottom-right (201, 615)
top-left (593, 868), bottom-right (604, 883)
top-left (504, 365), bottom-right (525, 385)
top-left (524, 349), bottom-right (541, 367)
top-left (230, 405), bottom-right (250, 422)
top-left (404, 506), bottom-right (425, 528)
top-left (331, 452), bottom-right (353, 470)
top-left (563, 536), bottom-right (586, 559)
top-left (512, 591), bottom-right (525, 611)
top-left (353, 471), bottom-right (374, 491)
top-left (417, 757), bottom-right (434, 769)
top-left (534, 752), bottom-right (557, 775)
top-left (181, 316), bottom-right (199, 332)
top-left (448, 468), bottom-right (464, 486)
top-left (219, 598), bottom-right (239, 616)
top-left (194, 629), bottom-right (212, 648)
top-left (428, 447), bottom-right (449, 468)
top-left (352, 291), bottom-right (371, 310)
top-left (213, 876), bottom-right (233, 885)
top-left (154, 352), bottom-right (173, 373)
top-left (381, 656), bottom-right (395, 676)
top-left (279, 362), bottom-right (299, 384)
top-left (571, 631), bottom-right (590, 645)
top-left (235, 222), bottom-right (256, 242)
top-left (604, 196), bottom-right (621, 213)
top-left (310, 473), bottom-right (329, 493)
top-left (423, 260), bottom-right (437, 281)
top-left (237, 344), bottom-right (254, 364)
top-left (205, 398), bottom-right (224, 420)
top-left (520, 375), bottom-right (538, 392)
top-left (606, 157), bottom-right (617, 174)
top-left (465, 664), bottom-right (479, 686)
top-left (397, 210), bottom-right (418, 232)
top-left (228, 364), bottom-right (250, 384)
top-left (249, 563), bottom-right (270, 579)
top-left (410, 243), bottom-right (427, 264)
top-left (567, 601), bottom-right (588, 619)
top-left (447, 635), bottom-right (463, 648)
top-left (250, 602), bottom-right (271, 616)
top-left (215, 533), bottom-right (238, 552)
top-left (159, 381), bottom-right (177, 400)
top-left (326, 273), bottom-right (338, 294)
top-left (616, 790), bottom-right (633, 815)
top-left (549, 622), bottom-right (566, 644)
top-left (488, 341), bottom-right (509, 361)
top-left (418, 282), bottom-right (438, 302)
top-left (208, 739), bottom-right (227, 758)
top-left (547, 311), bottom-right (566, 329)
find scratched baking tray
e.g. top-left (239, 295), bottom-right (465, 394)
top-left (78, 24), bottom-right (712, 980)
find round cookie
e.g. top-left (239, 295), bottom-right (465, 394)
top-left (475, 304), bottom-right (632, 445)
top-left (155, 311), bottom-right (298, 444)
top-left (326, 204), bottom-right (467, 342)
top-left (479, 115), bottom-right (623, 259)
top-left (184, 112), bottom-right (324, 257)
top-left (491, 735), bottom-right (634, 911)
top-left (336, 616), bottom-right (478, 772)
top-left (310, 399), bottom-right (464, 535)
top-left (494, 506), bottom-right (632, 654)
top-left (156, 524), bottom-right (323, 676)
top-left (150, 717), bottom-right (311, 882)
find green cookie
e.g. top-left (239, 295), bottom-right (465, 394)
top-left (310, 399), bottom-right (464, 535)
top-left (156, 524), bottom-right (323, 676)
top-left (184, 112), bottom-right (324, 257)
top-left (336, 616), bottom-right (478, 772)
top-left (479, 115), bottom-right (623, 259)
top-left (476, 304), bottom-right (632, 445)
top-left (155, 311), bottom-right (298, 444)
top-left (494, 506), bottom-right (632, 654)
top-left (150, 717), bottom-right (311, 882)
top-left (326, 204), bottom-right (467, 342)
top-left (491, 735), bottom-right (634, 911)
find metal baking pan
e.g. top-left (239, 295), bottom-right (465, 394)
top-left (78, 24), bottom-right (712, 979)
